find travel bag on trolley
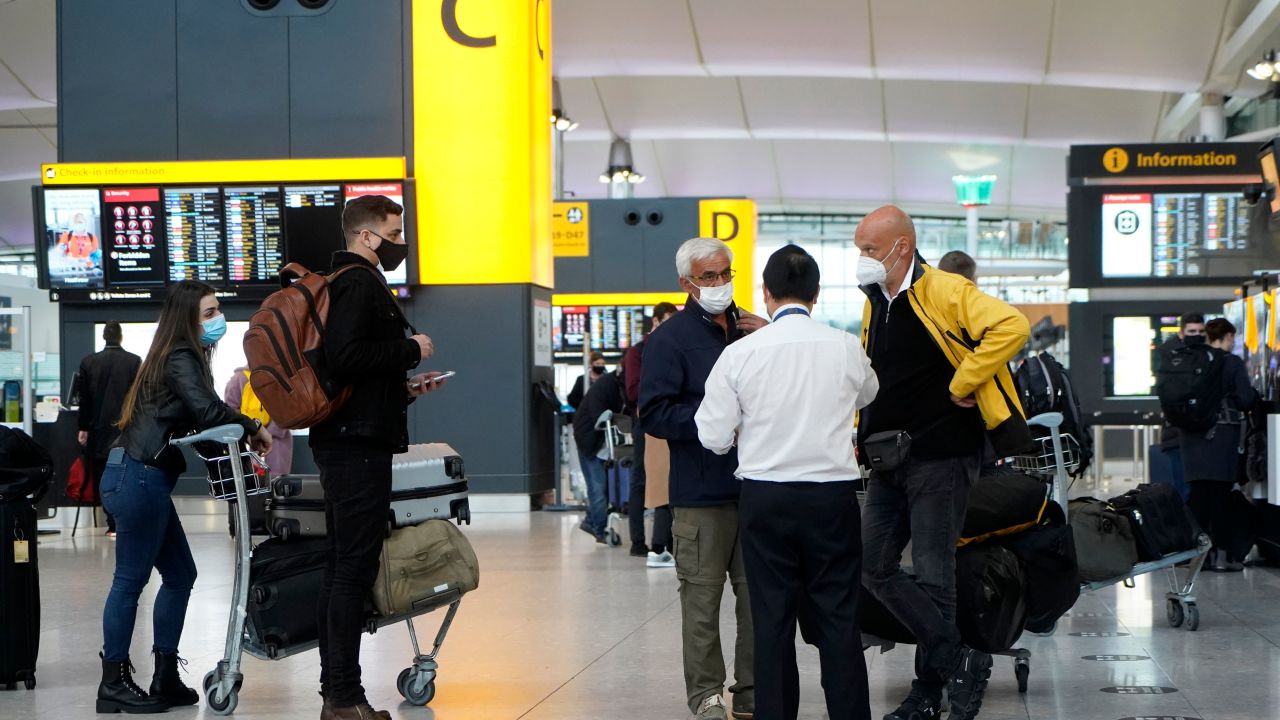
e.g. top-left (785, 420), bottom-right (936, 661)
top-left (596, 409), bottom-right (633, 547)
top-left (265, 443), bottom-right (471, 541)
top-left (176, 425), bottom-right (479, 715)
top-left (1012, 412), bottom-right (1212, 632)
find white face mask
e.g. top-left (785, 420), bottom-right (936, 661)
top-left (855, 240), bottom-right (903, 287)
top-left (694, 281), bottom-right (734, 315)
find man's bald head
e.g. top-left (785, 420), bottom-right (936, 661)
top-left (854, 205), bottom-right (916, 254)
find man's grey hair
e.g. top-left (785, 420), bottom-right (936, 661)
top-left (675, 237), bottom-right (733, 279)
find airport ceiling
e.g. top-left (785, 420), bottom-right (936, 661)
top-left (2, 0), bottom-right (1280, 247)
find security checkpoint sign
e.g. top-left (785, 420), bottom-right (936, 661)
top-left (552, 202), bottom-right (590, 257)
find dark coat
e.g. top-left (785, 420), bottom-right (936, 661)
top-left (572, 370), bottom-right (624, 456)
top-left (309, 251), bottom-right (422, 453)
top-left (638, 297), bottom-right (743, 508)
top-left (118, 344), bottom-right (257, 475)
top-left (1181, 350), bottom-right (1257, 483)
top-left (77, 345), bottom-right (141, 459)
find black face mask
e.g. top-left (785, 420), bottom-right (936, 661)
top-left (591, 366), bottom-right (605, 376)
top-left (374, 239), bottom-right (408, 273)
top-left (1184, 335), bottom-right (1206, 346)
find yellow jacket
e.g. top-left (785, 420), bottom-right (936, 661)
top-left (860, 260), bottom-right (1033, 456)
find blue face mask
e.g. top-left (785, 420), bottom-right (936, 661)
top-left (200, 314), bottom-right (227, 346)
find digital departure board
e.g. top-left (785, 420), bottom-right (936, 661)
top-left (102, 188), bottom-right (165, 286)
top-left (224, 187), bottom-right (284, 283)
top-left (165, 188), bottom-right (226, 284)
top-left (283, 185), bottom-right (344, 274)
top-left (554, 304), bottom-right (662, 360)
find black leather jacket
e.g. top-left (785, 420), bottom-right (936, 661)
top-left (118, 344), bottom-right (257, 474)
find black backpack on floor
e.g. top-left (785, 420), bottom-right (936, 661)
top-left (1014, 352), bottom-right (1093, 476)
top-left (1156, 343), bottom-right (1223, 432)
top-left (955, 544), bottom-right (1028, 653)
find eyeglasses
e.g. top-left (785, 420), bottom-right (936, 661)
top-left (688, 268), bottom-right (736, 285)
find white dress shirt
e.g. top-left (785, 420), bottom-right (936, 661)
top-left (695, 304), bottom-right (879, 482)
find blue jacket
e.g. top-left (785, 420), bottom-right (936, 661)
top-left (639, 297), bottom-right (744, 507)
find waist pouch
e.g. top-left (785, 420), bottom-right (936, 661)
top-left (863, 430), bottom-right (911, 473)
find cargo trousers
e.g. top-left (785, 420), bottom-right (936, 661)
top-left (672, 503), bottom-right (754, 713)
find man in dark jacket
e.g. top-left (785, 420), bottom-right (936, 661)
top-left (572, 367), bottom-right (624, 542)
top-left (624, 302), bottom-right (679, 564)
top-left (310, 195), bottom-right (441, 720)
top-left (76, 320), bottom-right (141, 536)
top-left (640, 237), bottom-right (765, 720)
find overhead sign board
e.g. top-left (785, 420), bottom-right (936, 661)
top-left (1069, 143), bottom-right (1260, 180)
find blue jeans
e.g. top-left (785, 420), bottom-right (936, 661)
top-left (100, 451), bottom-right (197, 662)
top-left (861, 455), bottom-right (976, 692)
top-left (578, 450), bottom-right (608, 536)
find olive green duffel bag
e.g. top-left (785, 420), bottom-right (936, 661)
top-left (372, 519), bottom-right (480, 616)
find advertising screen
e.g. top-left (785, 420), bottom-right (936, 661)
top-left (165, 188), bottom-right (226, 284)
top-left (344, 183), bottom-right (407, 285)
top-left (44, 188), bottom-right (104, 289)
top-left (224, 187), bottom-right (284, 283)
top-left (283, 185), bottom-right (344, 274)
top-left (102, 188), bottom-right (165, 286)
top-left (559, 306), bottom-right (587, 353)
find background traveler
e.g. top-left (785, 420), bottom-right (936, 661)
top-left (97, 281), bottom-right (272, 714)
top-left (854, 206), bottom-right (1031, 720)
top-left (623, 301), bottom-right (679, 565)
top-left (568, 352), bottom-right (606, 410)
top-left (309, 195), bottom-right (444, 720)
top-left (224, 367), bottom-right (294, 476)
top-left (697, 245), bottom-right (879, 720)
top-left (1181, 317), bottom-right (1257, 572)
top-left (76, 320), bottom-right (141, 537)
top-left (640, 236), bottom-right (765, 720)
top-left (571, 364), bottom-right (625, 543)
top-left (937, 250), bottom-right (977, 283)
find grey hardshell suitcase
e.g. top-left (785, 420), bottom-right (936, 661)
top-left (266, 443), bottom-right (470, 540)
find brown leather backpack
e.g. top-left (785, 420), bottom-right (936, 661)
top-left (242, 262), bottom-right (376, 429)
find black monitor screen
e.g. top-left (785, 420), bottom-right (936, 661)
top-left (283, 185), bottom-right (344, 274)
top-left (102, 188), bottom-right (165, 286)
top-left (224, 187), bottom-right (285, 284)
top-left (165, 187), bottom-right (226, 285)
top-left (43, 188), bottom-right (104, 289)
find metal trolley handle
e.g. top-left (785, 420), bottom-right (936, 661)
top-left (169, 423), bottom-right (245, 447)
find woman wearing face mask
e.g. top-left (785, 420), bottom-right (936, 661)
top-left (568, 352), bottom-right (607, 411)
top-left (95, 280), bottom-right (272, 714)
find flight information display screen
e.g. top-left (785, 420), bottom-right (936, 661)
top-left (102, 188), bottom-right (165, 286)
top-left (165, 187), bottom-right (227, 284)
top-left (1100, 191), bottom-right (1251, 279)
top-left (282, 185), bottom-right (344, 274)
top-left (224, 187), bottom-right (284, 283)
top-left (43, 188), bottom-right (104, 290)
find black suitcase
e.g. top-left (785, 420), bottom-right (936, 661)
top-left (955, 543), bottom-right (1028, 653)
top-left (245, 537), bottom-right (328, 657)
top-left (1108, 483), bottom-right (1201, 560)
top-left (0, 500), bottom-right (40, 689)
top-left (999, 502), bottom-right (1079, 633)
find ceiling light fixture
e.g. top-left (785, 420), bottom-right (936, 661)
top-left (550, 79), bottom-right (578, 133)
top-left (598, 138), bottom-right (645, 185)
top-left (1247, 50), bottom-right (1280, 81)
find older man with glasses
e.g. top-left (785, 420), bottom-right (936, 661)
top-left (641, 237), bottom-right (766, 720)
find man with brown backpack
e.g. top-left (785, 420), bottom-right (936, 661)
top-left (308, 195), bottom-right (446, 720)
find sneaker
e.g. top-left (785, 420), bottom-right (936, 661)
top-left (630, 542), bottom-right (649, 558)
top-left (694, 694), bottom-right (728, 720)
top-left (106, 531), bottom-right (117, 539)
top-left (647, 551), bottom-right (676, 568)
top-left (947, 646), bottom-right (993, 720)
top-left (883, 690), bottom-right (941, 720)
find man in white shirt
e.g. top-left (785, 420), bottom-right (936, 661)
top-left (696, 245), bottom-right (878, 720)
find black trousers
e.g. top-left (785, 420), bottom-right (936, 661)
top-left (1188, 480), bottom-right (1250, 562)
top-left (739, 480), bottom-right (870, 720)
top-left (627, 420), bottom-right (674, 551)
top-left (314, 443), bottom-right (393, 708)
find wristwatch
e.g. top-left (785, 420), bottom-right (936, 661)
top-left (249, 418), bottom-right (263, 434)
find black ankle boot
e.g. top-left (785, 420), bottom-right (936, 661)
top-left (149, 650), bottom-right (199, 707)
top-left (96, 655), bottom-right (169, 714)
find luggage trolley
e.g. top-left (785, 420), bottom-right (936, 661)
top-left (174, 425), bottom-right (465, 715)
top-left (596, 410), bottom-right (634, 547)
top-left (1012, 412), bottom-right (1212, 632)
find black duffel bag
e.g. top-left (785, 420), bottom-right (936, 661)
top-left (1069, 498), bottom-right (1139, 582)
top-left (999, 502), bottom-right (1079, 633)
top-left (1108, 483), bottom-right (1201, 560)
top-left (955, 544), bottom-right (1028, 653)
top-left (959, 467), bottom-right (1047, 547)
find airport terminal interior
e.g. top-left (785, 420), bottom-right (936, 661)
top-left (7, 1), bottom-right (1280, 719)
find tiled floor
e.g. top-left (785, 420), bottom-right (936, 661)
top-left (5, 477), bottom-right (1280, 720)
